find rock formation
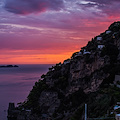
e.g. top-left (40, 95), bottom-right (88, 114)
top-left (8, 21), bottom-right (120, 120)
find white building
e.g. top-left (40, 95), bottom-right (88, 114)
top-left (83, 49), bottom-right (91, 55)
top-left (63, 59), bottom-right (71, 64)
top-left (114, 105), bottom-right (120, 110)
top-left (75, 52), bottom-right (82, 57)
top-left (114, 75), bottom-right (120, 85)
top-left (97, 37), bottom-right (102, 41)
top-left (98, 45), bottom-right (105, 50)
top-left (52, 68), bottom-right (55, 71)
top-left (116, 114), bottom-right (120, 120)
top-left (114, 104), bottom-right (120, 120)
top-left (83, 51), bottom-right (91, 55)
top-left (41, 78), bottom-right (44, 80)
top-left (106, 30), bottom-right (112, 34)
top-left (78, 51), bottom-right (82, 55)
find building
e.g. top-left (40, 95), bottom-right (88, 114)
top-left (74, 52), bottom-right (82, 57)
top-left (7, 103), bottom-right (19, 120)
top-left (116, 114), bottom-right (120, 120)
top-left (97, 37), bottom-right (102, 41)
top-left (98, 45), bottom-right (105, 50)
top-left (106, 30), bottom-right (112, 34)
top-left (83, 51), bottom-right (91, 55)
top-left (83, 49), bottom-right (91, 55)
top-left (63, 59), bottom-right (71, 64)
top-left (114, 105), bottom-right (120, 110)
top-left (114, 104), bottom-right (120, 120)
top-left (114, 75), bottom-right (120, 84)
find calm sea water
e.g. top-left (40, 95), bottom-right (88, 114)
top-left (0, 64), bottom-right (53, 120)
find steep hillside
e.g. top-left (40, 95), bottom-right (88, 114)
top-left (8, 21), bottom-right (120, 120)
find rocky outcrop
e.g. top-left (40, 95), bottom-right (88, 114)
top-left (8, 21), bottom-right (120, 120)
top-left (39, 91), bottom-right (60, 116)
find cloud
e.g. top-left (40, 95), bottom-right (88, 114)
top-left (4, 0), bottom-right (64, 14)
top-left (82, 0), bottom-right (120, 17)
top-left (76, 1), bottom-right (98, 7)
top-left (85, 0), bottom-right (119, 4)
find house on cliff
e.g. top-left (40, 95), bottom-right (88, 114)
top-left (98, 45), bottom-right (105, 50)
top-left (106, 30), bottom-right (112, 34)
top-left (114, 75), bottom-right (120, 88)
top-left (97, 36), bottom-right (102, 41)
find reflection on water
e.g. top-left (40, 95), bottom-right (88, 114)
top-left (0, 64), bottom-right (52, 120)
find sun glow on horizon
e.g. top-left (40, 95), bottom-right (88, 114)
top-left (0, 51), bottom-right (78, 64)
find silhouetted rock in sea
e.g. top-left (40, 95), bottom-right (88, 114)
top-left (0, 65), bottom-right (19, 68)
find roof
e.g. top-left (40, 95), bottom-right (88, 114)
top-left (116, 114), bottom-right (120, 117)
top-left (114, 105), bottom-right (120, 110)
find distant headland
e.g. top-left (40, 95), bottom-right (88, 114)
top-left (0, 65), bottom-right (19, 68)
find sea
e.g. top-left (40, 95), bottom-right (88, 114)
top-left (0, 64), bottom-right (53, 120)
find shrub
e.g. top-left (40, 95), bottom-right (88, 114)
top-left (101, 44), bottom-right (119, 63)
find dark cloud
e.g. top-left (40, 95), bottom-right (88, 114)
top-left (76, 2), bottom-right (98, 9)
top-left (85, 0), bottom-right (119, 4)
top-left (77, 1), bottom-right (98, 6)
top-left (78, 0), bottom-right (120, 17)
top-left (4, 0), bottom-right (64, 14)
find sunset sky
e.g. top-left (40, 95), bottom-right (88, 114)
top-left (0, 0), bottom-right (120, 64)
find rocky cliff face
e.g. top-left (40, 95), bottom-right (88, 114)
top-left (8, 21), bottom-right (120, 120)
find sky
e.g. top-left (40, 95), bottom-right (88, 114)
top-left (0, 0), bottom-right (120, 64)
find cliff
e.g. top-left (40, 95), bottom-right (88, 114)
top-left (8, 21), bottom-right (120, 120)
